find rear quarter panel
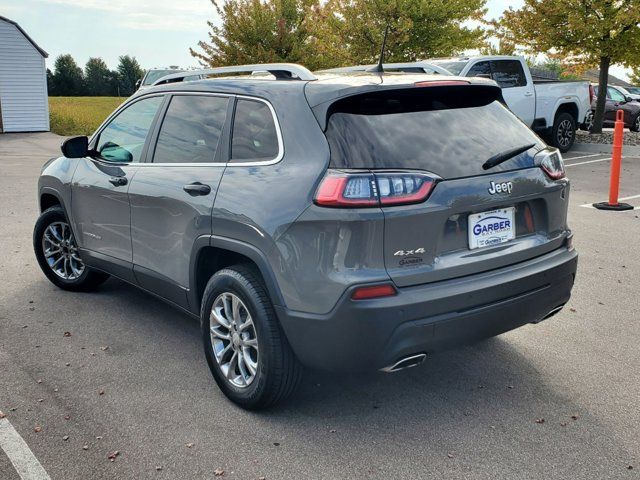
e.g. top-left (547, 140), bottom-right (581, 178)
top-left (213, 88), bottom-right (351, 312)
top-left (534, 81), bottom-right (591, 124)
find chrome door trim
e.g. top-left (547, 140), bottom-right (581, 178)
top-left (133, 92), bottom-right (284, 168)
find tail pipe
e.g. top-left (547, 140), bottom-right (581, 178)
top-left (531, 304), bottom-right (566, 324)
top-left (380, 353), bottom-right (426, 373)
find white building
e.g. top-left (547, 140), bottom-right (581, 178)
top-left (0, 16), bottom-right (49, 133)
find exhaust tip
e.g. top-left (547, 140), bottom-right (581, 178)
top-left (380, 353), bottom-right (427, 373)
top-left (531, 304), bottom-right (565, 324)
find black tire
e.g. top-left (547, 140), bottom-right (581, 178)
top-left (33, 206), bottom-right (109, 291)
top-left (201, 264), bottom-right (302, 409)
top-left (631, 114), bottom-right (640, 133)
top-left (551, 112), bottom-right (576, 153)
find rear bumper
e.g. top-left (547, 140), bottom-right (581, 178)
top-left (275, 247), bottom-right (578, 372)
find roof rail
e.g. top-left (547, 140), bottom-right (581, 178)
top-left (152, 63), bottom-right (317, 85)
top-left (318, 61), bottom-right (452, 76)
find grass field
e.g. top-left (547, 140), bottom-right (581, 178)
top-left (49, 96), bottom-right (125, 136)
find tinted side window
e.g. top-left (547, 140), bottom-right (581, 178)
top-left (467, 61), bottom-right (491, 78)
top-left (608, 87), bottom-right (625, 102)
top-left (153, 95), bottom-right (229, 164)
top-left (490, 60), bottom-right (526, 88)
top-left (231, 99), bottom-right (279, 162)
top-left (97, 96), bottom-right (163, 163)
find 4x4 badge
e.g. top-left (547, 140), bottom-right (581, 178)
top-left (488, 181), bottom-right (513, 195)
top-left (394, 248), bottom-right (426, 256)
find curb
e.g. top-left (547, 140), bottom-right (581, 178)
top-left (573, 142), bottom-right (640, 156)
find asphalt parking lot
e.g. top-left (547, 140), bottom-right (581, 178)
top-left (1, 133), bottom-right (639, 480)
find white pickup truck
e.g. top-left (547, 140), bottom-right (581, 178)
top-left (429, 55), bottom-right (592, 152)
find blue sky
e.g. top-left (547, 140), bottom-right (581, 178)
top-left (0, 0), bottom-right (629, 80)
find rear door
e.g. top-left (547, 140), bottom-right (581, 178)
top-left (466, 60), bottom-right (535, 126)
top-left (324, 86), bottom-right (569, 288)
top-left (490, 60), bottom-right (534, 126)
top-left (71, 95), bottom-right (164, 281)
top-left (128, 93), bottom-right (231, 308)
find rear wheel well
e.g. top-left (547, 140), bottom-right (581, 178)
top-left (40, 193), bottom-right (61, 212)
top-left (194, 247), bottom-right (266, 312)
top-left (555, 103), bottom-right (579, 124)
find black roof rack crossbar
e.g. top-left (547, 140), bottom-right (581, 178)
top-left (152, 63), bottom-right (317, 85)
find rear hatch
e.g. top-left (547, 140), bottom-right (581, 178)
top-left (319, 82), bottom-right (570, 287)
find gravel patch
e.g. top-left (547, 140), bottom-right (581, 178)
top-left (576, 130), bottom-right (640, 146)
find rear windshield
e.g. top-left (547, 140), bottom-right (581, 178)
top-left (325, 88), bottom-right (543, 179)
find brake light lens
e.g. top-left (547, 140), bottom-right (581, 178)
top-left (314, 170), bottom-right (437, 208)
top-left (313, 173), bottom-right (378, 207)
top-left (536, 149), bottom-right (565, 180)
top-left (589, 84), bottom-right (596, 104)
top-left (351, 283), bottom-right (397, 300)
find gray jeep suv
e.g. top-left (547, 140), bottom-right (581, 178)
top-left (33, 64), bottom-right (578, 409)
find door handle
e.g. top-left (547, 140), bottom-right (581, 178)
top-left (183, 182), bottom-right (211, 196)
top-left (109, 176), bottom-right (128, 187)
top-left (524, 91), bottom-right (534, 97)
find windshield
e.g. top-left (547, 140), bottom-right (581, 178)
top-left (142, 69), bottom-right (181, 85)
top-left (429, 60), bottom-right (468, 76)
top-left (325, 88), bottom-right (543, 179)
top-left (627, 87), bottom-right (640, 95)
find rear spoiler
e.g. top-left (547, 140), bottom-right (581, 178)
top-left (307, 80), bottom-right (503, 131)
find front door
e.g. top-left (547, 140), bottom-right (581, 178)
top-left (606, 87), bottom-right (634, 125)
top-left (71, 95), bottom-right (164, 280)
top-left (128, 93), bottom-right (231, 309)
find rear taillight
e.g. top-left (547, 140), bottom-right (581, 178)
top-left (535, 148), bottom-right (565, 180)
top-left (314, 170), bottom-right (437, 208)
top-left (351, 283), bottom-right (397, 300)
top-left (313, 173), bottom-right (378, 207)
top-left (589, 84), bottom-right (596, 104)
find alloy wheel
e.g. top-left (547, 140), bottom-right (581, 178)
top-left (210, 292), bottom-right (259, 388)
top-left (557, 119), bottom-right (574, 148)
top-left (42, 221), bottom-right (85, 280)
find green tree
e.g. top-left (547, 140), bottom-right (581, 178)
top-left (46, 68), bottom-right (55, 95)
top-left (323, 0), bottom-right (487, 66)
top-left (191, 0), bottom-right (329, 70)
top-left (117, 55), bottom-right (144, 96)
top-left (51, 54), bottom-right (84, 96)
top-left (479, 39), bottom-right (515, 56)
top-left (84, 57), bottom-right (113, 96)
top-left (492, 0), bottom-right (640, 133)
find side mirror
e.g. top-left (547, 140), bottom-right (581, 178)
top-left (61, 136), bottom-right (88, 158)
top-left (626, 96), bottom-right (633, 103)
top-left (135, 79), bottom-right (142, 89)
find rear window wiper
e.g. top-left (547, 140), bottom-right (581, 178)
top-left (482, 143), bottom-right (536, 170)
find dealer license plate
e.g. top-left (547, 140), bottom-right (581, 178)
top-left (468, 207), bottom-right (515, 250)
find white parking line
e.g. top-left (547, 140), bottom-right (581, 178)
top-left (565, 157), bottom-right (614, 167)
top-left (563, 153), bottom-right (602, 161)
top-left (580, 194), bottom-right (640, 209)
top-left (0, 419), bottom-right (51, 480)
top-left (619, 194), bottom-right (640, 201)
